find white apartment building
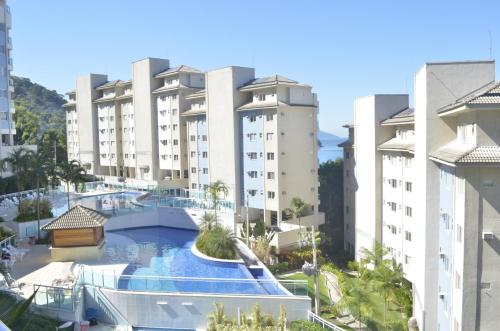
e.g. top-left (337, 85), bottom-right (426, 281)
top-left (341, 60), bottom-right (500, 330)
top-left (65, 59), bottom-right (324, 250)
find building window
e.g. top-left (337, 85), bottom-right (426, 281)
top-left (390, 179), bottom-right (397, 188)
top-left (191, 167), bottom-right (196, 174)
top-left (267, 172), bottom-right (275, 180)
top-left (258, 94), bottom-right (266, 101)
top-left (190, 135), bottom-right (196, 142)
top-left (248, 152), bottom-right (257, 160)
top-left (249, 114), bottom-right (257, 122)
top-left (456, 224), bottom-right (462, 243)
top-left (248, 171), bottom-right (258, 178)
top-left (345, 151), bottom-right (350, 159)
top-left (442, 213), bottom-right (451, 231)
top-left (267, 153), bottom-right (274, 160)
top-left (248, 133), bottom-right (257, 141)
top-left (405, 182), bottom-right (412, 192)
top-left (202, 151), bottom-right (208, 158)
top-left (202, 135), bottom-right (207, 142)
top-left (248, 189), bottom-right (257, 197)
top-left (203, 168), bottom-right (208, 174)
top-left (390, 225), bottom-right (397, 234)
top-left (173, 139), bottom-right (179, 146)
top-left (192, 183), bottom-right (197, 189)
top-left (404, 255), bottom-right (411, 264)
top-left (267, 191), bottom-right (275, 199)
top-left (405, 206), bottom-right (412, 217)
top-left (405, 231), bottom-right (412, 241)
top-left (390, 202), bottom-right (396, 212)
top-left (266, 133), bottom-right (274, 141)
top-left (266, 114), bottom-right (274, 121)
top-left (455, 272), bottom-right (461, 289)
top-left (173, 155), bottom-right (179, 161)
top-left (190, 151), bottom-right (196, 157)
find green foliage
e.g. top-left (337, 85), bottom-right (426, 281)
top-left (0, 291), bottom-right (60, 330)
top-left (12, 76), bottom-right (66, 138)
top-left (205, 180), bottom-right (229, 219)
top-left (199, 212), bottom-right (217, 232)
top-left (207, 302), bottom-right (287, 331)
top-left (267, 262), bottom-right (289, 275)
top-left (346, 260), bottom-right (359, 272)
top-left (196, 225), bottom-right (237, 260)
top-left (253, 220), bottom-right (266, 237)
top-left (277, 249), bottom-right (326, 270)
top-left (15, 198), bottom-right (53, 222)
top-left (0, 226), bottom-right (13, 241)
top-left (289, 320), bottom-right (328, 330)
top-left (317, 159), bottom-right (344, 258)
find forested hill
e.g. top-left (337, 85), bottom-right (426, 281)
top-left (11, 76), bottom-right (66, 145)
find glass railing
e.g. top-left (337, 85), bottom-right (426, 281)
top-left (32, 283), bottom-right (82, 312)
top-left (78, 265), bottom-right (308, 297)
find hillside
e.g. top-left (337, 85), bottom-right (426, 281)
top-left (12, 76), bottom-right (66, 143)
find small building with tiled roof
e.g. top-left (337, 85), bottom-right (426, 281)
top-left (42, 205), bottom-right (109, 261)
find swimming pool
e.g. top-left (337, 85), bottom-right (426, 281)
top-left (82, 226), bottom-right (287, 296)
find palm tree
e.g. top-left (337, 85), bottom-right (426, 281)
top-left (360, 241), bottom-right (389, 269)
top-left (337, 276), bottom-right (372, 330)
top-left (205, 180), bottom-right (229, 222)
top-left (56, 160), bottom-right (87, 210)
top-left (199, 211), bottom-right (217, 232)
top-left (285, 197), bottom-right (312, 247)
top-left (27, 151), bottom-right (49, 239)
top-left (372, 259), bottom-right (404, 329)
top-left (1, 147), bottom-right (31, 197)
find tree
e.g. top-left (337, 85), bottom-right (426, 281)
top-left (1, 147), bottom-right (32, 196)
top-left (337, 276), bottom-right (372, 330)
top-left (205, 180), bottom-right (229, 222)
top-left (27, 150), bottom-right (50, 239)
top-left (199, 212), bottom-right (217, 232)
top-left (13, 103), bottom-right (40, 145)
top-left (285, 197), bottom-right (312, 248)
top-left (56, 159), bottom-right (87, 210)
top-left (360, 241), bottom-right (389, 269)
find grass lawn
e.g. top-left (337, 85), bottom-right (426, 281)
top-left (279, 272), bottom-right (330, 306)
top-left (0, 292), bottom-right (61, 331)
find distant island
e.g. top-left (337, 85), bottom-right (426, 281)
top-left (318, 130), bottom-right (345, 163)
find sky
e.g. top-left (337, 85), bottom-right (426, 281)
top-left (8, 0), bottom-right (500, 136)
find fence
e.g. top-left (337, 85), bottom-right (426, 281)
top-left (78, 265), bottom-right (308, 297)
top-left (308, 311), bottom-right (347, 331)
top-left (0, 235), bottom-right (14, 249)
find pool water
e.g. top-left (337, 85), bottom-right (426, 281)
top-left (101, 227), bottom-right (285, 295)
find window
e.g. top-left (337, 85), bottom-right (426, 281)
top-left (404, 255), bottom-right (411, 264)
top-left (258, 94), bottom-right (266, 101)
top-left (202, 135), bottom-right (207, 142)
top-left (191, 167), bottom-right (197, 174)
top-left (405, 182), bottom-right (412, 192)
top-left (190, 151), bottom-right (196, 157)
top-left (345, 151), bottom-right (350, 159)
top-left (248, 189), bottom-right (257, 197)
top-left (173, 155), bottom-right (179, 161)
top-left (202, 151), bottom-right (208, 158)
top-left (456, 224), bottom-right (462, 243)
top-left (173, 139), bottom-right (179, 146)
top-left (249, 114), bottom-right (257, 122)
top-left (248, 152), bottom-right (257, 160)
top-left (248, 133), bottom-right (257, 141)
top-left (405, 206), bottom-right (412, 217)
top-left (192, 183), bottom-right (197, 189)
top-left (390, 225), bottom-right (397, 234)
top-left (203, 168), bottom-right (208, 174)
top-left (267, 172), bottom-right (275, 180)
top-left (405, 231), bottom-right (412, 241)
top-left (266, 114), bottom-right (274, 121)
top-left (390, 179), bottom-right (397, 188)
top-left (267, 191), bottom-right (275, 199)
top-left (267, 153), bottom-right (274, 160)
top-left (172, 109), bottom-right (177, 115)
top-left (248, 171), bottom-right (258, 178)
top-left (190, 135), bottom-right (196, 142)
top-left (455, 272), bottom-right (461, 289)
top-left (173, 124), bottom-right (178, 130)
top-left (390, 202), bottom-right (397, 212)
top-left (266, 133), bottom-right (274, 141)
top-left (442, 213), bottom-right (451, 230)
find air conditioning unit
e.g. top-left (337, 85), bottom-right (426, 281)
top-left (439, 252), bottom-right (446, 258)
top-left (438, 292), bottom-right (445, 299)
top-left (483, 232), bottom-right (495, 240)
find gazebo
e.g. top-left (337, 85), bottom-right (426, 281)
top-left (42, 205), bottom-right (109, 261)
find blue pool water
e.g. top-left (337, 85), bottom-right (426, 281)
top-left (102, 227), bottom-right (285, 295)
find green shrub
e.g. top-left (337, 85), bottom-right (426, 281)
top-left (267, 262), bottom-right (289, 275)
top-left (0, 227), bottom-right (13, 241)
top-left (253, 220), bottom-right (266, 237)
top-left (347, 260), bottom-right (359, 272)
top-left (277, 249), bottom-right (326, 270)
top-left (196, 225), bottom-right (237, 260)
top-left (290, 320), bottom-right (327, 330)
top-left (15, 198), bottom-right (53, 223)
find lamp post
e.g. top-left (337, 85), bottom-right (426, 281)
top-left (302, 226), bottom-right (320, 315)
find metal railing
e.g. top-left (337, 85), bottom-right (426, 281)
top-left (308, 311), bottom-right (346, 331)
top-left (90, 286), bottom-right (132, 330)
top-left (0, 235), bottom-right (15, 249)
top-left (78, 265), bottom-right (308, 297)
top-left (32, 284), bottom-right (82, 312)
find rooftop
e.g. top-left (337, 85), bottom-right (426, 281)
top-left (41, 205), bottom-right (109, 230)
top-left (95, 80), bottom-right (123, 91)
top-left (381, 107), bottom-right (415, 125)
top-left (239, 75), bottom-right (308, 91)
top-left (429, 143), bottom-right (500, 165)
top-left (154, 65), bottom-right (203, 78)
top-left (438, 81), bottom-right (500, 115)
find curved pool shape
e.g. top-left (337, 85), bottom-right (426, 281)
top-left (103, 227), bottom-right (285, 295)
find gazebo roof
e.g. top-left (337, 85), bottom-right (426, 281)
top-left (42, 205), bottom-right (109, 231)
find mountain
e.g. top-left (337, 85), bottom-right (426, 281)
top-left (12, 76), bottom-right (66, 144)
top-left (318, 130), bottom-right (345, 146)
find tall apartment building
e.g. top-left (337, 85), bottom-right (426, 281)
top-left (341, 60), bottom-right (500, 330)
top-left (65, 59), bottom-right (324, 249)
top-left (0, 0), bottom-right (14, 148)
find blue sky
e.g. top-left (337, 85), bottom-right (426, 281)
top-left (9, 0), bottom-right (500, 136)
